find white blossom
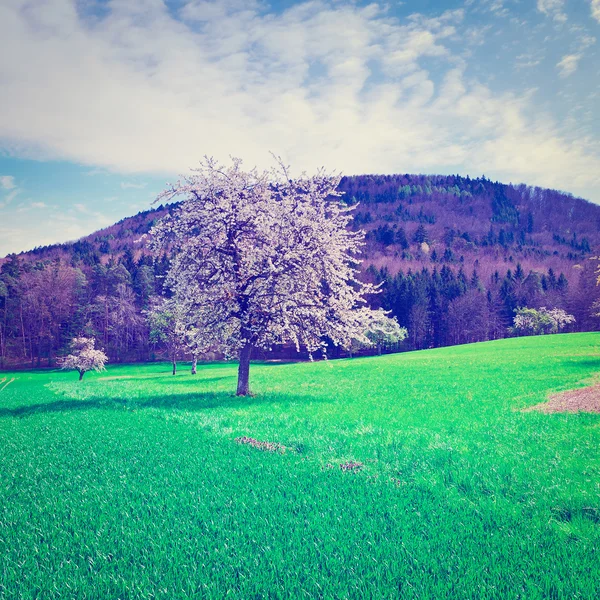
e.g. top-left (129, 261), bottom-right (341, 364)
top-left (512, 306), bottom-right (575, 335)
top-left (365, 314), bottom-right (408, 350)
top-left (146, 297), bottom-right (189, 375)
top-left (150, 157), bottom-right (390, 394)
top-left (60, 337), bottom-right (108, 380)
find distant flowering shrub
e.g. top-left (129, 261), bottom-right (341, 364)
top-left (511, 307), bottom-right (575, 336)
top-left (235, 436), bottom-right (289, 453)
top-left (594, 300), bottom-right (600, 319)
top-left (363, 314), bottom-right (408, 355)
top-left (60, 337), bottom-right (108, 381)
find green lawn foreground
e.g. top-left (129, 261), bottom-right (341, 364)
top-left (1, 333), bottom-right (599, 599)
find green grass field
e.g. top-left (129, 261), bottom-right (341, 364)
top-left (1, 333), bottom-right (599, 599)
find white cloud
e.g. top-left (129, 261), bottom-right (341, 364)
top-left (0, 215), bottom-right (94, 255)
top-left (73, 201), bottom-right (112, 225)
top-left (0, 175), bottom-right (20, 211)
top-left (0, 0), bottom-right (599, 205)
top-left (0, 175), bottom-right (16, 190)
top-left (489, 1), bottom-right (509, 17)
top-left (30, 201), bottom-right (48, 209)
top-left (591, 0), bottom-right (600, 23)
top-left (120, 181), bottom-right (147, 189)
top-left (0, 188), bottom-right (20, 208)
top-left (555, 33), bottom-right (596, 77)
top-left (557, 54), bottom-right (581, 77)
top-left (537, 0), bottom-right (567, 23)
top-left (515, 52), bottom-right (544, 69)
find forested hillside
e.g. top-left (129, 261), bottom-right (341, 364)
top-left (345, 174), bottom-right (600, 274)
top-left (1, 175), bottom-right (599, 367)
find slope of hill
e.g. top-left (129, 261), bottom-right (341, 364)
top-left (343, 174), bottom-right (600, 276)
top-left (5, 174), bottom-right (600, 276)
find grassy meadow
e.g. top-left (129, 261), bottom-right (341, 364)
top-left (1, 333), bottom-right (599, 599)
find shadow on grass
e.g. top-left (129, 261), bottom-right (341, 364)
top-left (0, 388), bottom-right (326, 419)
top-left (94, 374), bottom-right (236, 386)
top-left (569, 358), bottom-right (600, 370)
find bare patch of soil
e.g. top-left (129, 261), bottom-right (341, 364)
top-left (524, 384), bottom-right (600, 414)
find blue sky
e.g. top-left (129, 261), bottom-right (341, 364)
top-left (1, 0), bottom-right (599, 256)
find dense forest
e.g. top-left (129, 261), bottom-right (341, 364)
top-left (1, 174), bottom-right (599, 368)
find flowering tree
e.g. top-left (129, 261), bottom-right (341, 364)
top-left (364, 314), bottom-right (408, 355)
top-left (511, 307), bottom-right (575, 336)
top-left (594, 259), bottom-right (600, 320)
top-left (146, 298), bottom-right (188, 375)
top-left (186, 325), bottom-right (220, 375)
top-left (150, 157), bottom-right (388, 395)
top-left (60, 337), bottom-right (108, 381)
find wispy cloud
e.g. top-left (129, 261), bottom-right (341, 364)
top-left (74, 203), bottom-right (92, 215)
top-left (0, 175), bottom-right (20, 208)
top-left (0, 175), bottom-right (16, 190)
top-left (591, 0), bottom-right (600, 24)
top-left (489, 1), bottom-right (509, 18)
top-left (0, 0), bottom-right (599, 204)
top-left (120, 181), bottom-right (147, 189)
top-left (515, 52), bottom-right (544, 69)
top-left (73, 202), bottom-right (112, 225)
top-left (537, 0), bottom-right (567, 23)
top-left (556, 31), bottom-right (596, 77)
top-left (0, 190), bottom-right (19, 208)
top-left (557, 54), bottom-right (581, 77)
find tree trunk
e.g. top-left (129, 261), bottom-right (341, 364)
top-left (236, 345), bottom-right (252, 396)
top-left (191, 357), bottom-right (197, 375)
top-left (20, 302), bottom-right (27, 359)
top-left (1, 300), bottom-right (7, 368)
top-left (79, 370), bottom-right (85, 381)
top-left (172, 356), bottom-right (177, 376)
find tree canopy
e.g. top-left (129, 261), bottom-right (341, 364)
top-left (150, 158), bottom-right (388, 395)
top-left (60, 337), bottom-right (108, 380)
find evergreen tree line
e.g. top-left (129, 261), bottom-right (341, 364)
top-left (366, 263), bottom-right (596, 351)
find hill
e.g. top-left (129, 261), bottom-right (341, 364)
top-left (344, 174), bottom-right (600, 276)
top-left (6, 174), bottom-right (600, 276)
top-left (1, 174), bottom-right (599, 366)
top-left (1, 333), bottom-right (599, 598)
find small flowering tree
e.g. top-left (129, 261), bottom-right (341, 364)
top-left (146, 298), bottom-right (188, 375)
top-left (545, 307), bottom-right (576, 332)
top-left (511, 307), bottom-right (575, 336)
top-left (358, 314), bottom-right (408, 355)
top-left (150, 157), bottom-right (389, 395)
top-left (593, 299), bottom-right (600, 320)
top-left (186, 325), bottom-right (220, 375)
top-left (61, 337), bottom-right (108, 381)
top-left (594, 259), bottom-right (600, 319)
